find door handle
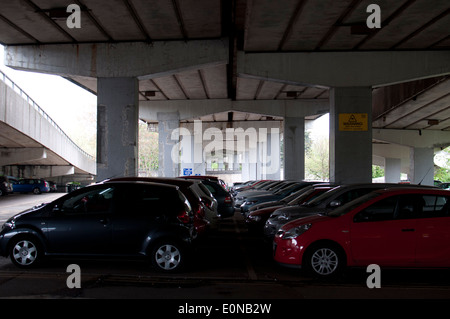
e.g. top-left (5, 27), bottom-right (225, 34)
top-left (401, 228), bottom-right (415, 232)
top-left (99, 218), bottom-right (109, 225)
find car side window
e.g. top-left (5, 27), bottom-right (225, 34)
top-left (204, 184), bottom-right (216, 195)
top-left (354, 196), bottom-right (398, 222)
top-left (59, 187), bottom-right (114, 215)
top-left (114, 185), bottom-right (168, 216)
top-left (420, 195), bottom-right (450, 218)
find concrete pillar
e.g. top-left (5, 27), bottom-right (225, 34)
top-left (284, 117), bottom-right (305, 181)
top-left (96, 77), bottom-right (139, 181)
top-left (157, 111), bottom-right (180, 177)
top-left (260, 130), bottom-right (280, 180)
top-left (329, 87), bottom-right (372, 184)
top-left (410, 147), bottom-right (434, 185)
top-left (385, 158), bottom-right (401, 183)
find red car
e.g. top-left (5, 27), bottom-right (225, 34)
top-left (274, 187), bottom-right (450, 277)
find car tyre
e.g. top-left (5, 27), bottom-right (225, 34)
top-left (150, 241), bottom-right (185, 272)
top-left (9, 236), bottom-right (43, 268)
top-left (33, 187), bottom-right (41, 195)
top-left (303, 242), bottom-right (345, 278)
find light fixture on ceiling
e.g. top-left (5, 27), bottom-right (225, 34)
top-left (428, 119), bottom-right (440, 126)
top-left (286, 91), bottom-right (299, 98)
top-left (143, 91), bottom-right (157, 97)
top-left (46, 8), bottom-right (70, 20)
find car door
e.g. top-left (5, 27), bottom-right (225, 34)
top-left (110, 184), bottom-right (167, 255)
top-left (45, 185), bottom-right (115, 254)
top-left (350, 194), bottom-right (417, 266)
top-left (14, 179), bottom-right (28, 193)
top-left (415, 195), bottom-right (450, 267)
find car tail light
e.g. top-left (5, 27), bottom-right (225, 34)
top-left (202, 198), bottom-right (213, 209)
top-left (177, 210), bottom-right (191, 224)
top-left (196, 204), bottom-right (205, 217)
top-left (224, 196), bottom-right (232, 204)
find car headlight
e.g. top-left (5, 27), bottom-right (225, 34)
top-left (2, 219), bottom-right (15, 230)
top-left (282, 224), bottom-right (311, 239)
top-left (244, 200), bottom-right (257, 206)
top-left (276, 213), bottom-right (290, 221)
top-left (247, 215), bottom-right (261, 222)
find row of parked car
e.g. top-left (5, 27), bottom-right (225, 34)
top-left (0, 176), bottom-right (57, 195)
top-left (0, 176), bottom-right (235, 272)
top-left (233, 179), bottom-right (450, 278)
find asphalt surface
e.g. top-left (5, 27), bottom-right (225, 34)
top-left (0, 193), bottom-right (450, 306)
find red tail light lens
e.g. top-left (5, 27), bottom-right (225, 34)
top-left (196, 204), bottom-right (205, 217)
top-left (224, 196), bottom-right (232, 204)
top-left (177, 211), bottom-right (191, 224)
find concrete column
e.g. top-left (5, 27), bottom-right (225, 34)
top-left (260, 130), bottom-right (280, 180)
top-left (284, 117), bottom-right (305, 181)
top-left (157, 111), bottom-right (180, 177)
top-left (385, 158), bottom-right (401, 183)
top-left (96, 77), bottom-right (139, 181)
top-left (329, 87), bottom-right (372, 184)
top-left (410, 147), bottom-right (434, 185)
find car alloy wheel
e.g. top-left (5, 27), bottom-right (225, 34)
top-left (304, 244), bottom-right (345, 277)
top-left (33, 187), bottom-right (41, 195)
top-left (310, 248), bottom-right (339, 276)
top-left (153, 243), bottom-right (183, 271)
top-left (10, 238), bottom-right (40, 267)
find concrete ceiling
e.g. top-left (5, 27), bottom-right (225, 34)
top-left (0, 0), bottom-right (449, 125)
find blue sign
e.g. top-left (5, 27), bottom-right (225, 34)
top-left (183, 168), bottom-right (193, 176)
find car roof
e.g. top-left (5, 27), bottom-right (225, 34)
top-left (97, 180), bottom-right (180, 191)
top-left (373, 186), bottom-right (450, 196)
top-left (333, 183), bottom-right (437, 190)
top-left (104, 176), bottom-right (199, 186)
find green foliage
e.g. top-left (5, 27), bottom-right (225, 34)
top-left (305, 136), bottom-right (329, 181)
top-left (372, 165), bottom-right (384, 178)
top-left (138, 123), bottom-right (159, 175)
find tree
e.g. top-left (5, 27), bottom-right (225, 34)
top-left (138, 122), bottom-right (159, 176)
top-left (372, 165), bottom-right (384, 179)
top-left (305, 136), bottom-right (329, 181)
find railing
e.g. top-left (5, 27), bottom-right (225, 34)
top-left (0, 69), bottom-right (95, 161)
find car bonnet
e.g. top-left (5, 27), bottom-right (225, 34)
top-left (280, 214), bottom-right (330, 231)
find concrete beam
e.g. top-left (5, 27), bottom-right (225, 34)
top-left (140, 99), bottom-right (329, 122)
top-left (373, 129), bottom-right (450, 149)
top-left (0, 148), bottom-right (46, 166)
top-left (4, 40), bottom-right (229, 78)
top-left (238, 51), bottom-right (450, 88)
top-left (35, 165), bottom-right (75, 177)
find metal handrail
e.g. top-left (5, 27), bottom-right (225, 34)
top-left (0, 69), bottom-right (95, 161)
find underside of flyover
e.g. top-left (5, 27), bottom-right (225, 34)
top-left (0, 0), bottom-right (449, 185)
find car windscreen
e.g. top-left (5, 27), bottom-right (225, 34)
top-left (302, 186), bottom-right (342, 207)
top-left (327, 192), bottom-right (381, 217)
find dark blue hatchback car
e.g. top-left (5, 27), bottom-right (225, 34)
top-left (0, 181), bottom-right (197, 272)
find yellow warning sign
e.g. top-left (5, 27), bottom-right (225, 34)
top-left (339, 113), bottom-right (368, 131)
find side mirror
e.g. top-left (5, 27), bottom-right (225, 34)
top-left (329, 200), bottom-right (341, 208)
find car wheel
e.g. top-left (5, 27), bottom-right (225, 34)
top-left (9, 237), bottom-right (42, 268)
top-left (304, 243), bottom-right (345, 278)
top-left (33, 187), bottom-right (41, 195)
top-left (151, 241), bottom-right (185, 272)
